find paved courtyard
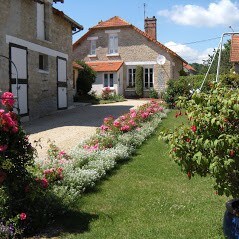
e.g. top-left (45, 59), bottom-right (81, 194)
top-left (23, 99), bottom-right (149, 159)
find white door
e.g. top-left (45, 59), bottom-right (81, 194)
top-left (57, 57), bottom-right (67, 109)
top-left (9, 44), bottom-right (28, 116)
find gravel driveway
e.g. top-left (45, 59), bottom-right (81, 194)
top-left (23, 99), bottom-right (149, 159)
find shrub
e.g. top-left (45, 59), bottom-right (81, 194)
top-left (135, 66), bottom-right (144, 97)
top-left (149, 89), bottom-right (158, 99)
top-left (101, 87), bottom-right (114, 100)
top-left (161, 83), bottom-right (239, 197)
top-left (76, 61), bottom-right (96, 95)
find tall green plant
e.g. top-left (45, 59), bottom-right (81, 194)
top-left (76, 61), bottom-right (96, 95)
top-left (135, 66), bottom-right (143, 97)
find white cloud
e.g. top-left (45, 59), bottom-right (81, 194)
top-left (158, 0), bottom-right (239, 27)
top-left (165, 41), bottom-right (214, 63)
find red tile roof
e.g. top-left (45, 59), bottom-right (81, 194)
top-left (73, 61), bottom-right (83, 70)
top-left (183, 63), bottom-right (196, 72)
top-left (230, 34), bottom-right (239, 62)
top-left (86, 61), bottom-right (124, 72)
top-left (93, 16), bottom-right (131, 28)
top-left (73, 16), bottom-right (187, 64)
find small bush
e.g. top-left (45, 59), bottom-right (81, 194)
top-left (149, 89), bottom-right (158, 99)
top-left (135, 66), bottom-right (144, 97)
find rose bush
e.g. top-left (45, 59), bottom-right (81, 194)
top-left (161, 83), bottom-right (239, 197)
top-left (0, 92), bottom-right (65, 237)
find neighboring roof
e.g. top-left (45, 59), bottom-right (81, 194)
top-left (73, 61), bottom-right (83, 70)
top-left (73, 16), bottom-right (187, 64)
top-left (86, 61), bottom-right (124, 72)
top-left (52, 7), bottom-right (83, 31)
top-left (230, 34), bottom-right (239, 62)
top-left (183, 63), bottom-right (196, 72)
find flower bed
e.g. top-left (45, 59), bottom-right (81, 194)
top-left (37, 100), bottom-right (168, 206)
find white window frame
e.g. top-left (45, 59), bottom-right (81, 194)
top-left (108, 33), bottom-right (118, 55)
top-left (103, 73), bottom-right (114, 88)
top-left (144, 67), bottom-right (154, 89)
top-left (37, 3), bottom-right (45, 40)
top-left (90, 40), bottom-right (96, 55)
top-left (127, 67), bottom-right (136, 88)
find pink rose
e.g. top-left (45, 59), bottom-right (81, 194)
top-left (1, 92), bottom-right (15, 108)
top-left (41, 178), bottom-right (49, 188)
top-left (20, 213), bottom-right (27, 221)
top-left (0, 145), bottom-right (8, 152)
top-left (113, 120), bottom-right (121, 127)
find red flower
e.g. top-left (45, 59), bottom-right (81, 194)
top-left (41, 178), bottom-right (49, 188)
top-left (191, 125), bottom-right (197, 132)
top-left (20, 213), bottom-right (27, 221)
top-left (229, 150), bottom-right (235, 157)
top-left (186, 138), bottom-right (191, 143)
top-left (1, 92), bottom-right (15, 108)
top-left (187, 171), bottom-right (191, 179)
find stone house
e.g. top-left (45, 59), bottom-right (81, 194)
top-left (0, 0), bottom-right (83, 120)
top-left (230, 34), bottom-right (239, 73)
top-left (73, 16), bottom-right (187, 98)
top-left (183, 63), bottom-right (197, 75)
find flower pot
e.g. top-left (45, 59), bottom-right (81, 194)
top-left (223, 198), bottom-right (239, 238)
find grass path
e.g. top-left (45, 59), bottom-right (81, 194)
top-left (59, 111), bottom-right (227, 239)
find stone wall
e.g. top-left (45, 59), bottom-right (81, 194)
top-left (73, 26), bottom-right (183, 95)
top-left (0, 0), bottom-right (74, 119)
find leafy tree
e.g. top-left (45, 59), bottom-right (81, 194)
top-left (191, 40), bottom-right (233, 75)
top-left (135, 66), bottom-right (143, 97)
top-left (76, 61), bottom-right (96, 95)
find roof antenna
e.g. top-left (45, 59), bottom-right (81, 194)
top-left (229, 26), bottom-right (234, 32)
top-left (144, 3), bottom-right (146, 20)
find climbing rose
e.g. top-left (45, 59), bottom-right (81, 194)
top-left (41, 178), bottom-right (49, 188)
top-left (1, 92), bottom-right (15, 108)
top-left (0, 145), bottom-right (8, 152)
top-left (19, 213), bottom-right (27, 221)
top-left (191, 125), bottom-right (197, 132)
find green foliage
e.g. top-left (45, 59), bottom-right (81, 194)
top-left (161, 84), bottom-right (239, 198)
top-left (163, 73), bottom-right (239, 107)
top-left (191, 63), bottom-right (208, 75)
top-left (76, 61), bottom-right (96, 95)
top-left (149, 88), bottom-right (158, 99)
top-left (179, 69), bottom-right (188, 76)
top-left (135, 66), bottom-right (144, 97)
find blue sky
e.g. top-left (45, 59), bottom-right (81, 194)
top-left (54, 0), bottom-right (239, 63)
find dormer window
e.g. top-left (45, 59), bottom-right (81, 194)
top-left (87, 36), bottom-right (98, 56)
top-left (105, 30), bottom-right (120, 56)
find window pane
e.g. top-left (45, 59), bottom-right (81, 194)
top-left (110, 74), bottom-right (114, 87)
top-left (150, 68), bottom-right (153, 87)
top-left (133, 69), bottom-right (136, 87)
top-left (114, 35), bottom-right (118, 53)
top-left (91, 40), bottom-right (96, 55)
top-left (39, 55), bottom-right (44, 70)
top-left (104, 74), bottom-right (108, 87)
top-left (145, 68), bottom-right (149, 88)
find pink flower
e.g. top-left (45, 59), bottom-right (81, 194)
top-left (120, 125), bottom-right (130, 132)
top-left (129, 119), bottom-right (136, 127)
top-left (1, 92), bottom-right (15, 108)
top-left (20, 213), bottom-right (27, 221)
top-left (0, 145), bottom-right (8, 152)
top-left (113, 120), bottom-right (121, 127)
top-left (120, 115), bottom-right (127, 121)
top-left (41, 178), bottom-right (49, 188)
top-left (100, 125), bottom-right (109, 131)
top-left (130, 112), bottom-right (137, 118)
top-left (141, 112), bottom-right (149, 119)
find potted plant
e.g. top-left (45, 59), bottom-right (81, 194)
top-left (160, 83), bottom-right (239, 238)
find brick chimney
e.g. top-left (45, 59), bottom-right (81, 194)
top-left (144, 16), bottom-right (157, 40)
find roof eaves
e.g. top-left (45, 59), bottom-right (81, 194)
top-left (52, 7), bottom-right (83, 31)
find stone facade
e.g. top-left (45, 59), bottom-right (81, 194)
top-left (73, 17), bottom-right (185, 98)
top-left (0, 0), bottom-right (81, 120)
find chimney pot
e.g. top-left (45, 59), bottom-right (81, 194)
top-left (144, 16), bottom-right (157, 40)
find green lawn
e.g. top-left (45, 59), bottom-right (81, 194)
top-left (58, 111), bottom-right (227, 239)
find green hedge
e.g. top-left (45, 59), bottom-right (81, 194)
top-left (163, 74), bottom-right (239, 107)
top-left (135, 66), bottom-right (144, 97)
